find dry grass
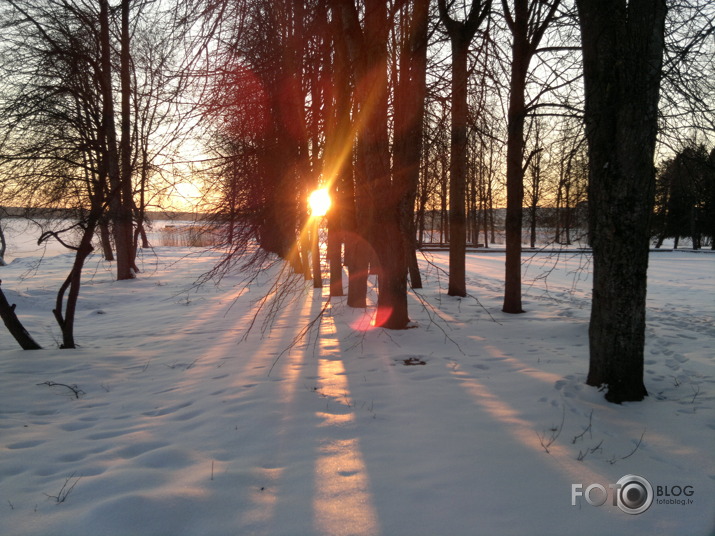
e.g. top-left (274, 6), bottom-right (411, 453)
top-left (158, 224), bottom-right (223, 247)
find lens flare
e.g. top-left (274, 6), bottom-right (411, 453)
top-left (308, 188), bottom-right (331, 217)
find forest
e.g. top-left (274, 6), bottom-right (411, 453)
top-left (0, 0), bottom-right (713, 404)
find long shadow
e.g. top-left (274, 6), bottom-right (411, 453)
top-left (325, 286), bottom-right (631, 535)
top-left (218, 283), bottom-right (380, 535)
top-left (224, 284), bottom-right (327, 535)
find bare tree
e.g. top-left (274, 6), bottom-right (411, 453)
top-left (99, 0), bottom-right (133, 281)
top-left (438, 0), bottom-right (492, 297)
top-left (524, 118), bottom-right (545, 249)
top-left (553, 126), bottom-right (588, 245)
top-left (0, 0), bottom-right (112, 347)
top-left (0, 0), bottom-right (198, 346)
top-left (500, 0), bottom-right (561, 313)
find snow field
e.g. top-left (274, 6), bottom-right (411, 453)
top-left (0, 236), bottom-right (713, 536)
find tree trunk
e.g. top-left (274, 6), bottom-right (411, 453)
top-left (0, 282), bottom-right (42, 350)
top-left (0, 222), bottom-right (6, 265)
top-left (325, 5), bottom-right (348, 298)
top-left (53, 205), bottom-right (103, 349)
top-left (529, 147), bottom-right (542, 249)
top-left (99, 220), bottom-right (114, 261)
top-left (346, 238), bottom-right (369, 308)
top-left (53, 238), bottom-right (94, 349)
top-left (394, 0), bottom-right (429, 292)
top-left (502, 29), bottom-right (528, 312)
top-left (438, 0), bottom-right (491, 296)
top-left (485, 164), bottom-right (493, 246)
top-left (361, 0), bottom-right (410, 328)
top-left (300, 208), bottom-right (312, 280)
top-left (344, 148), bottom-right (368, 308)
top-left (311, 218), bottom-right (322, 288)
top-left (119, 0), bottom-right (137, 275)
top-left (136, 147), bottom-right (151, 250)
top-left (373, 209), bottom-right (410, 328)
top-left (447, 44), bottom-right (469, 297)
top-left (327, 206), bottom-right (344, 296)
top-left (331, 0), bottom-right (368, 308)
top-left (100, 0), bottom-right (133, 281)
top-left (576, 0), bottom-right (666, 403)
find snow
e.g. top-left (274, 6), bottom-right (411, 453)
top-left (0, 223), bottom-right (714, 536)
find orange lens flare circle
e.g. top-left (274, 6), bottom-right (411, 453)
top-left (308, 189), bottom-right (331, 217)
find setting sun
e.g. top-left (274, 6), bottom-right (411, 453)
top-left (175, 182), bottom-right (201, 202)
top-left (308, 188), bottom-right (331, 217)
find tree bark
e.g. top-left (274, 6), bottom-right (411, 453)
top-left (100, 219), bottom-right (114, 261)
top-left (100, 0), bottom-right (134, 281)
top-left (576, 0), bottom-right (667, 403)
top-left (502, 34), bottom-right (528, 312)
top-left (0, 219), bottom-right (6, 264)
top-left (327, 203), bottom-right (344, 296)
top-left (311, 218), bottom-right (322, 288)
top-left (119, 0), bottom-right (137, 276)
top-left (447, 43), bottom-right (469, 297)
top-left (0, 282), bottom-right (42, 350)
top-left (53, 235), bottom-right (94, 349)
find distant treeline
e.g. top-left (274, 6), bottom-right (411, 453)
top-left (0, 207), bottom-right (203, 222)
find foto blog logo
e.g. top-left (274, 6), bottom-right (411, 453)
top-left (571, 474), bottom-right (654, 515)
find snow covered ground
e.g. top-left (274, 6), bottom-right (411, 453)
top-left (0, 221), bottom-right (713, 536)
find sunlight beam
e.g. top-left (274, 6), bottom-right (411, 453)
top-left (312, 357), bottom-right (380, 536)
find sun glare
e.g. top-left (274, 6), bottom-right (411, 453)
top-left (176, 182), bottom-right (201, 201)
top-left (169, 181), bottom-right (204, 211)
top-left (308, 188), bottom-right (331, 217)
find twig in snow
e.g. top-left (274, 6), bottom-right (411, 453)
top-left (45, 472), bottom-right (81, 503)
top-left (538, 404), bottom-right (566, 453)
top-left (37, 381), bottom-right (84, 399)
top-left (572, 410), bottom-right (593, 443)
top-left (608, 429), bottom-right (646, 464)
top-left (620, 430), bottom-right (646, 461)
top-left (577, 439), bottom-right (604, 461)
top-left (691, 384), bottom-right (700, 404)
top-left (409, 288), bottom-right (465, 354)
